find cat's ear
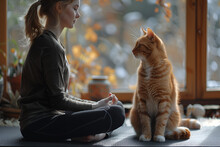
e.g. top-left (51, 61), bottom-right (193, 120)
top-left (142, 27), bottom-right (147, 35)
top-left (147, 28), bottom-right (155, 41)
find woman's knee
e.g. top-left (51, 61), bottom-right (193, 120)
top-left (116, 101), bottom-right (124, 108)
top-left (108, 104), bottom-right (125, 129)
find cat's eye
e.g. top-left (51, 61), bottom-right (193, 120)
top-left (141, 51), bottom-right (146, 55)
top-left (139, 44), bottom-right (145, 48)
top-left (140, 44), bottom-right (149, 50)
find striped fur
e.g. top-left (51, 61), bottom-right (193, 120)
top-left (130, 28), bottom-right (199, 142)
top-left (181, 118), bottom-right (201, 130)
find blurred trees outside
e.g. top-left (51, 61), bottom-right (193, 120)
top-left (7, 0), bottom-right (187, 96)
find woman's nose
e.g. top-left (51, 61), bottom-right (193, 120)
top-left (76, 11), bottom-right (80, 19)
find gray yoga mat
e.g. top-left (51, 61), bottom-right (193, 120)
top-left (0, 119), bottom-right (220, 146)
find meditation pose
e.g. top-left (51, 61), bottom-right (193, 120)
top-left (18, 0), bottom-right (125, 142)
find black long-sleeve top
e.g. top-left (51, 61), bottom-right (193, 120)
top-left (18, 30), bottom-right (93, 130)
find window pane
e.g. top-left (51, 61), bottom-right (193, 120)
top-left (7, 0), bottom-right (35, 77)
top-left (207, 0), bottom-right (220, 90)
top-left (62, 0), bottom-right (186, 92)
top-left (7, 0), bottom-right (186, 94)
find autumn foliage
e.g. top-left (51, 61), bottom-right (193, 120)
top-left (66, 0), bottom-right (172, 96)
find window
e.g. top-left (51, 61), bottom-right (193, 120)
top-left (61, 0), bottom-right (186, 94)
top-left (1, 0), bottom-right (220, 104)
top-left (207, 0), bottom-right (220, 91)
top-left (195, 0), bottom-right (220, 101)
top-left (7, 0), bottom-right (35, 77)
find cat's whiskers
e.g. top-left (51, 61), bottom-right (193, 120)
top-left (128, 27), bottom-right (140, 43)
top-left (130, 33), bottom-right (138, 43)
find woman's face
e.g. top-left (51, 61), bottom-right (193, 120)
top-left (59, 0), bottom-right (80, 28)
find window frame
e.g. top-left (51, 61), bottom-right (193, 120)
top-left (82, 0), bottom-right (220, 105)
top-left (1, 0), bottom-right (220, 105)
top-left (196, 0), bottom-right (220, 99)
top-left (0, 0), bottom-right (7, 97)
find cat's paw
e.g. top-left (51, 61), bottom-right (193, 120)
top-left (139, 134), bottom-right (151, 142)
top-left (153, 135), bottom-right (165, 142)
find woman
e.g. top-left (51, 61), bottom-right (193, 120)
top-left (18, 0), bottom-right (125, 142)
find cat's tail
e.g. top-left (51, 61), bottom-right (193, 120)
top-left (180, 118), bottom-right (201, 129)
top-left (165, 127), bottom-right (190, 140)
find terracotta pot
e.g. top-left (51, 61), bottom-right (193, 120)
top-left (7, 75), bottom-right (21, 94)
top-left (0, 107), bottom-right (21, 119)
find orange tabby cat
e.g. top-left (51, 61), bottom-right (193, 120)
top-left (130, 28), bottom-right (200, 142)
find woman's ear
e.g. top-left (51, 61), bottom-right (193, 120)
top-left (55, 1), bottom-right (62, 13)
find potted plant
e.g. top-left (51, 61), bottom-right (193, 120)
top-left (7, 39), bottom-right (26, 94)
top-left (0, 89), bottom-right (21, 118)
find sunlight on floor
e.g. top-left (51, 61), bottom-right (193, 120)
top-left (125, 118), bottom-right (220, 127)
top-left (198, 118), bottom-right (220, 127)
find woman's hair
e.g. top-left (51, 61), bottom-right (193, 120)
top-left (25, 0), bottom-right (74, 43)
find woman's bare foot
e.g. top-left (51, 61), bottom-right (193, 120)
top-left (71, 133), bottom-right (106, 142)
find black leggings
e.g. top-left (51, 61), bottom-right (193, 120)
top-left (21, 102), bottom-right (125, 141)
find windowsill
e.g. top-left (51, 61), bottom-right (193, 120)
top-left (80, 91), bottom-right (134, 103)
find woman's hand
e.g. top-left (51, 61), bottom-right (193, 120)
top-left (92, 93), bottom-right (118, 109)
top-left (108, 93), bottom-right (118, 105)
